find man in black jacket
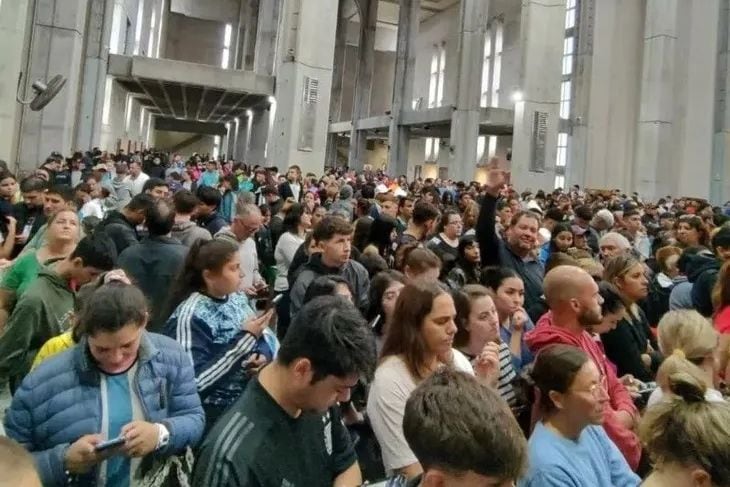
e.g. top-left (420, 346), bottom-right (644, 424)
top-left (118, 199), bottom-right (187, 332)
top-left (289, 216), bottom-right (370, 318)
top-left (96, 193), bottom-right (154, 255)
top-left (477, 163), bottom-right (544, 321)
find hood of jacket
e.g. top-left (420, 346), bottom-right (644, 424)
top-left (172, 220), bottom-right (198, 234)
top-left (101, 210), bottom-right (133, 228)
top-left (686, 253), bottom-right (720, 282)
top-left (304, 252), bottom-right (344, 275)
top-left (524, 311), bottom-right (584, 352)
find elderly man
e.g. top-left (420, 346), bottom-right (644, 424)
top-left (525, 265), bottom-right (641, 471)
top-left (215, 201), bottom-right (267, 294)
top-left (599, 232), bottom-right (632, 261)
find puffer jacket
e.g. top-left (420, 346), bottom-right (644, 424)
top-left (4, 332), bottom-right (205, 487)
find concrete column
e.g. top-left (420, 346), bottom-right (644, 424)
top-left (248, 107), bottom-right (269, 164)
top-left (565, 0), bottom-right (595, 188)
top-left (633, 0), bottom-right (679, 200)
top-left (233, 0), bottom-right (246, 69)
top-left (269, 0), bottom-right (339, 175)
top-left (510, 0), bottom-right (564, 192)
top-left (448, 0), bottom-right (489, 183)
top-left (75, 0), bottom-right (114, 151)
top-left (348, 0), bottom-right (378, 171)
top-left (329, 0), bottom-right (348, 123)
top-left (253, 0), bottom-right (281, 76)
top-left (574, 0), bottom-right (644, 192)
top-left (0, 0), bottom-right (31, 169)
top-left (241, 0), bottom-right (259, 71)
top-left (712, 0), bottom-right (730, 203)
top-left (18, 0), bottom-right (89, 171)
top-left (387, 0), bottom-right (420, 178)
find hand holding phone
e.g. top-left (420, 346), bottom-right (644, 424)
top-left (94, 435), bottom-right (126, 452)
top-left (265, 293), bottom-right (283, 312)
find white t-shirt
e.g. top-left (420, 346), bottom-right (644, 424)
top-left (366, 352), bottom-right (473, 474)
top-left (274, 232), bottom-right (304, 292)
top-left (124, 172), bottom-right (150, 196)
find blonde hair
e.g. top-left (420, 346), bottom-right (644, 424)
top-left (639, 372), bottom-right (730, 485)
top-left (655, 310), bottom-right (718, 393)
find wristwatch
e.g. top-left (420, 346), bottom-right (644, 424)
top-left (155, 423), bottom-right (170, 450)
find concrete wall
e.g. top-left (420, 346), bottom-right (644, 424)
top-left (155, 129), bottom-right (215, 153)
top-left (0, 0), bottom-right (31, 169)
top-left (165, 12), bottom-right (226, 66)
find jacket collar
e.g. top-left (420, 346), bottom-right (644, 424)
top-left (75, 331), bottom-right (157, 384)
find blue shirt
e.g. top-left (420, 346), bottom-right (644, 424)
top-left (499, 315), bottom-right (535, 372)
top-left (519, 422), bottom-right (640, 487)
top-left (104, 371), bottom-right (134, 486)
top-left (199, 170), bottom-right (220, 188)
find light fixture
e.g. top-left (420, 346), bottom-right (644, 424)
top-left (267, 96), bottom-right (276, 104)
top-left (511, 90), bottom-right (524, 102)
top-left (246, 109), bottom-right (253, 117)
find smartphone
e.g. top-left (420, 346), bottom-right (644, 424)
top-left (95, 436), bottom-right (126, 452)
top-left (369, 315), bottom-right (381, 330)
top-left (265, 293), bottom-right (283, 312)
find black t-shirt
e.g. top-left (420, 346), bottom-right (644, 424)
top-left (193, 377), bottom-right (357, 487)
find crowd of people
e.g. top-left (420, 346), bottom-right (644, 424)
top-left (0, 148), bottom-right (730, 487)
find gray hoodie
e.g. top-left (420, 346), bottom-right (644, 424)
top-left (110, 177), bottom-right (133, 209)
top-left (171, 220), bottom-right (212, 247)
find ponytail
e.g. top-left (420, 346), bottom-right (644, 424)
top-left (161, 239), bottom-right (239, 321)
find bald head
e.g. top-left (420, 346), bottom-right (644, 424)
top-left (544, 266), bottom-right (595, 307)
top-left (0, 437), bottom-right (41, 487)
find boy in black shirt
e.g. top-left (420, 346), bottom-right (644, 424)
top-left (193, 295), bottom-right (377, 487)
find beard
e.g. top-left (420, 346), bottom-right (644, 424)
top-left (577, 307), bottom-right (603, 328)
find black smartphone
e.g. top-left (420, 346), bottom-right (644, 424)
top-left (95, 436), bottom-right (126, 452)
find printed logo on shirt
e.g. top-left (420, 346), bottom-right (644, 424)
top-left (323, 411), bottom-right (333, 456)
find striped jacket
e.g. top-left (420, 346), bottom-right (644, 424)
top-left (164, 292), bottom-right (258, 410)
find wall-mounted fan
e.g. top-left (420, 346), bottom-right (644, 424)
top-left (16, 73), bottom-right (67, 111)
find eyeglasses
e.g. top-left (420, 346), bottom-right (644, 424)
top-left (572, 373), bottom-right (608, 398)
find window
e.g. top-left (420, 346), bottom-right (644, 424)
top-left (133, 0), bottom-right (145, 55)
top-left (477, 136), bottom-right (486, 161)
top-left (428, 44), bottom-right (446, 108)
top-left (124, 95), bottom-right (134, 132)
top-left (213, 135), bottom-right (221, 159)
top-left (147, 9), bottom-right (156, 58)
top-left (425, 137), bottom-right (440, 162)
top-left (556, 132), bottom-right (568, 167)
top-left (102, 77), bottom-right (113, 125)
top-left (491, 21), bottom-right (503, 107)
top-left (565, 0), bottom-right (577, 29)
top-left (109, 3), bottom-right (123, 54)
top-left (560, 80), bottom-right (572, 119)
top-left (562, 37), bottom-right (574, 75)
top-left (480, 28), bottom-right (492, 107)
top-left (437, 45), bottom-right (446, 107)
top-left (555, 1), bottom-right (579, 177)
top-left (221, 24), bottom-right (232, 69)
top-left (155, 0), bottom-right (166, 58)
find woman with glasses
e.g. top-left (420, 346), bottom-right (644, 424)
top-left (519, 344), bottom-right (640, 487)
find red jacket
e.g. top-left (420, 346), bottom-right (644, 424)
top-left (525, 311), bottom-right (642, 471)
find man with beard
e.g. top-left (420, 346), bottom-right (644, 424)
top-left (525, 266), bottom-right (641, 471)
top-left (477, 164), bottom-right (544, 321)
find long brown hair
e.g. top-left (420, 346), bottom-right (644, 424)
top-left (380, 281), bottom-right (449, 381)
top-left (712, 260), bottom-right (730, 312)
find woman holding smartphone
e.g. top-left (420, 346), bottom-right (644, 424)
top-left (163, 239), bottom-right (275, 427)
